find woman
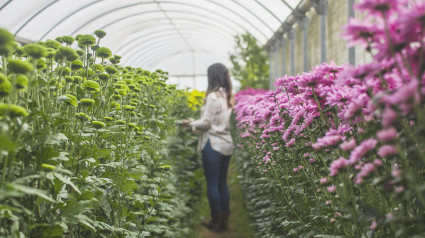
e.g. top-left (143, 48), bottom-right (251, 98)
top-left (183, 63), bottom-right (234, 232)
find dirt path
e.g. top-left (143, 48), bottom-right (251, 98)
top-left (195, 160), bottom-right (255, 238)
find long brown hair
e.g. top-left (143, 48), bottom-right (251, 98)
top-left (205, 63), bottom-right (233, 107)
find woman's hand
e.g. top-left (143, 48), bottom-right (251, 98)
top-left (181, 118), bottom-right (194, 127)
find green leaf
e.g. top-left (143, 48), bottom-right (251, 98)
top-left (46, 133), bottom-right (68, 146)
top-left (10, 183), bottom-right (54, 202)
top-left (0, 135), bottom-right (17, 153)
top-left (53, 173), bottom-right (81, 194)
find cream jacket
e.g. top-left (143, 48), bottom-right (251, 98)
top-left (189, 88), bottom-right (233, 155)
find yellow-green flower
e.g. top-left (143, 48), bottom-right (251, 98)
top-left (123, 105), bottom-right (135, 111)
top-left (130, 102), bottom-right (137, 106)
top-left (37, 58), bottom-right (46, 69)
top-left (0, 103), bottom-right (29, 118)
top-left (75, 112), bottom-right (90, 122)
top-left (116, 120), bottom-right (126, 125)
top-left (97, 72), bottom-right (109, 81)
top-left (91, 120), bottom-right (105, 129)
top-left (128, 123), bottom-right (138, 130)
top-left (117, 89), bottom-right (127, 96)
top-left (109, 57), bottom-right (117, 64)
top-left (94, 30), bottom-right (106, 39)
top-left (104, 116), bottom-right (114, 121)
top-left (23, 44), bottom-right (47, 59)
top-left (41, 163), bottom-right (56, 171)
top-left (45, 48), bottom-right (56, 59)
top-left (45, 39), bottom-right (61, 49)
top-left (8, 59), bottom-right (33, 74)
top-left (96, 47), bottom-right (111, 59)
top-left (0, 79), bottom-right (12, 97)
top-left (91, 64), bottom-right (104, 73)
top-left (113, 94), bottom-right (121, 100)
top-left (15, 74), bottom-right (28, 89)
top-left (105, 66), bottom-right (118, 74)
top-left (78, 34), bottom-right (96, 47)
top-left (80, 98), bottom-right (95, 107)
top-left (110, 101), bottom-right (120, 109)
top-left (71, 60), bottom-right (83, 70)
top-left (73, 76), bottom-right (83, 83)
top-left (56, 46), bottom-right (78, 61)
top-left (65, 76), bottom-right (74, 83)
top-left (82, 80), bottom-right (100, 92)
top-left (64, 94), bottom-right (77, 107)
top-left (148, 104), bottom-right (155, 109)
top-left (61, 36), bottom-right (75, 46)
top-left (0, 28), bottom-right (14, 46)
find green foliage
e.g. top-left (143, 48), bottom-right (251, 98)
top-left (229, 33), bottom-right (270, 89)
top-left (0, 28), bottom-right (203, 237)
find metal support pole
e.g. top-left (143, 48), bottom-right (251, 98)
top-left (298, 16), bottom-right (309, 71)
top-left (288, 29), bottom-right (295, 75)
top-left (348, 0), bottom-right (355, 65)
top-left (274, 40), bottom-right (280, 79)
top-left (280, 36), bottom-right (286, 76)
top-left (268, 45), bottom-right (274, 89)
top-left (314, 0), bottom-right (328, 63)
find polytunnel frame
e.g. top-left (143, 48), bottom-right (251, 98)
top-left (31, 0), bottom-right (279, 42)
top-left (118, 30), bottom-right (234, 63)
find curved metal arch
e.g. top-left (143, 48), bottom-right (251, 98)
top-left (116, 27), bottom-right (233, 58)
top-left (39, 0), bottom-right (102, 40)
top-left (15, 0), bottom-right (59, 35)
top-left (112, 18), bottom-right (235, 54)
top-left (68, 1), bottom-right (269, 39)
top-left (0, 0), bottom-right (13, 11)
top-left (123, 35), bottom-right (231, 66)
top-left (126, 45), bottom-right (192, 67)
top-left (253, 0), bottom-right (283, 23)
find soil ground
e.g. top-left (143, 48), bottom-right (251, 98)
top-left (194, 160), bottom-right (255, 238)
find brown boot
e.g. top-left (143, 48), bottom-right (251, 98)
top-left (220, 210), bottom-right (231, 230)
top-left (202, 213), bottom-right (222, 232)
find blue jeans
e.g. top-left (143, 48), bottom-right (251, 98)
top-left (202, 140), bottom-right (231, 216)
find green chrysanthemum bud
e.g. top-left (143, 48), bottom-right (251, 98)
top-left (37, 58), bottom-right (46, 69)
top-left (80, 98), bottom-right (95, 107)
top-left (23, 44), bottom-right (47, 59)
top-left (104, 116), bottom-right (114, 121)
top-left (64, 94), bottom-right (77, 107)
top-left (0, 28), bottom-right (14, 46)
top-left (133, 87), bottom-right (141, 92)
top-left (114, 55), bottom-right (121, 60)
top-left (136, 131), bottom-right (143, 136)
top-left (110, 101), bottom-right (120, 109)
top-left (8, 59), bottom-right (33, 74)
top-left (81, 80), bottom-right (100, 92)
top-left (148, 104), bottom-right (155, 109)
top-left (97, 72), bottom-right (109, 81)
top-left (96, 46), bottom-right (111, 59)
top-left (61, 36), bottom-right (75, 46)
top-left (144, 136), bottom-right (150, 140)
top-left (116, 120), bottom-right (126, 125)
top-left (15, 46), bottom-right (24, 56)
top-left (94, 30), bottom-right (106, 39)
top-left (105, 66), bottom-right (117, 74)
top-left (117, 89), bottom-right (127, 96)
top-left (123, 105), bottom-right (135, 111)
top-left (55, 36), bottom-right (63, 43)
top-left (75, 112), bottom-right (90, 122)
top-left (130, 111), bottom-right (136, 116)
top-left (159, 165), bottom-right (171, 171)
top-left (71, 60), bottom-right (83, 71)
top-left (45, 48), bottom-right (56, 59)
top-left (57, 66), bottom-right (71, 76)
top-left (131, 99), bottom-right (139, 103)
top-left (92, 120), bottom-right (105, 129)
top-left (75, 34), bottom-right (82, 41)
top-left (41, 163), bottom-right (56, 171)
top-left (77, 68), bottom-right (95, 78)
top-left (64, 76), bottom-right (74, 83)
top-left (76, 49), bottom-right (84, 56)
top-left (128, 84), bottom-right (136, 89)
top-left (109, 57), bottom-right (117, 64)
top-left (0, 103), bottom-right (29, 118)
top-left (45, 39), bottom-right (61, 49)
top-left (91, 64), bottom-right (104, 73)
top-left (78, 34), bottom-right (96, 47)
top-left (15, 74), bottom-right (28, 89)
top-left (113, 94), bottom-right (121, 100)
top-left (57, 46), bottom-right (78, 61)
top-left (91, 45), bottom-right (99, 52)
top-left (0, 78), bottom-right (11, 97)
top-left (128, 123), bottom-right (138, 130)
top-left (130, 102), bottom-right (137, 106)
top-left (73, 76), bottom-right (82, 83)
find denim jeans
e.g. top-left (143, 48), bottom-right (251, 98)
top-left (201, 139), bottom-right (231, 216)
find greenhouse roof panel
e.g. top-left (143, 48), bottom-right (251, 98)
top-left (0, 0), bottom-right (302, 81)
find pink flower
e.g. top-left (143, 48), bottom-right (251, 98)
top-left (273, 146), bottom-right (280, 151)
top-left (373, 159), bottom-right (383, 166)
top-left (349, 138), bottom-right (378, 165)
top-left (382, 106), bottom-right (397, 127)
top-left (376, 127), bottom-right (397, 141)
top-left (340, 139), bottom-right (356, 151)
top-left (334, 212), bottom-right (342, 217)
top-left (329, 157), bottom-right (349, 176)
top-left (392, 168), bottom-right (402, 178)
top-left (370, 220), bottom-right (378, 230)
top-left (386, 213), bottom-right (394, 219)
top-left (286, 138), bottom-right (295, 147)
top-left (330, 218), bottom-right (336, 223)
top-left (395, 186), bottom-right (404, 194)
top-left (303, 153), bottom-right (310, 157)
top-left (240, 132), bottom-right (251, 138)
top-left (298, 165), bottom-right (304, 170)
top-left (327, 185), bottom-right (337, 193)
top-left (326, 200), bottom-right (332, 205)
top-left (293, 168), bottom-right (299, 172)
top-left (378, 145), bottom-right (397, 157)
top-left (355, 163), bottom-right (376, 184)
top-left (320, 178), bottom-right (328, 184)
top-left (309, 158), bottom-right (316, 164)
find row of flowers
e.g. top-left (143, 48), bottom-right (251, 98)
top-left (0, 27), bottom-right (202, 237)
top-left (234, 0), bottom-right (425, 237)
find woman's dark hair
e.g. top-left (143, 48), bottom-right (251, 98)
top-left (206, 63), bottom-right (233, 107)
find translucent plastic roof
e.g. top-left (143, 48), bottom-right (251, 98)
top-left (0, 0), bottom-right (300, 89)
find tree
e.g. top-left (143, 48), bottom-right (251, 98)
top-left (229, 33), bottom-right (270, 90)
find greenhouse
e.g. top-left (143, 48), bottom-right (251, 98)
top-left (0, 0), bottom-right (425, 237)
